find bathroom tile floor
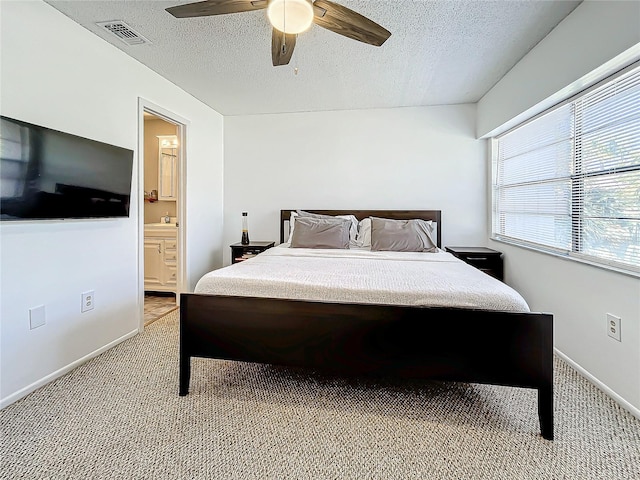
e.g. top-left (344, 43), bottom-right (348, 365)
top-left (144, 293), bottom-right (177, 326)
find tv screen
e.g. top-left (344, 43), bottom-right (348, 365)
top-left (0, 116), bottom-right (134, 221)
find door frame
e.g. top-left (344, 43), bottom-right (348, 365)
top-left (137, 98), bottom-right (189, 332)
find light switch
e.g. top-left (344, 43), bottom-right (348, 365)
top-left (29, 305), bottom-right (46, 329)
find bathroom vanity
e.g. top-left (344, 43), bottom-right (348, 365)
top-left (144, 223), bottom-right (177, 293)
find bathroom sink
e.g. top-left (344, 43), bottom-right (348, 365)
top-left (145, 222), bottom-right (177, 227)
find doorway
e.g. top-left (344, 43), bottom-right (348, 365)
top-left (138, 99), bottom-right (188, 331)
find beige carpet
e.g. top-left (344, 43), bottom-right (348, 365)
top-left (1, 309), bottom-right (639, 479)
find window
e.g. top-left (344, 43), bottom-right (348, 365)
top-left (492, 64), bottom-right (640, 276)
top-left (0, 119), bottom-right (31, 198)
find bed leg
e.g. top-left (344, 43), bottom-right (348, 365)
top-left (179, 353), bottom-right (191, 396)
top-left (538, 386), bottom-right (554, 440)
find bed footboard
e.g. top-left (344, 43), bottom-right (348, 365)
top-left (179, 293), bottom-right (553, 439)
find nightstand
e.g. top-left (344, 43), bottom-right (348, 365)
top-left (230, 241), bottom-right (275, 264)
top-left (445, 246), bottom-right (504, 281)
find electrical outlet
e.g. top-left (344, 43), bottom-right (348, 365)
top-left (29, 305), bottom-right (46, 329)
top-left (81, 290), bottom-right (95, 313)
top-left (607, 313), bottom-right (621, 342)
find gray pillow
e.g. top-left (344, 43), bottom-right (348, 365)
top-left (370, 217), bottom-right (438, 252)
top-left (290, 216), bottom-right (351, 249)
top-left (296, 210), bottom-right (359, 245)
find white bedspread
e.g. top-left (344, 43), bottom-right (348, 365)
top-left (194, 245), bottom-right (530, 312)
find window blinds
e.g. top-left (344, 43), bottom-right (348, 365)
top-left (493, 65), bottom-right (640, 275)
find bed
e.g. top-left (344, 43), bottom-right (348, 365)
top-left (179, 210), bottom-right (554, 440)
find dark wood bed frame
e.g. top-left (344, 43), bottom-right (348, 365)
top-left (179, 210), bottom-right (554, 440)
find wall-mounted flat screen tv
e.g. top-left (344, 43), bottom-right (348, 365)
top-left (0, 116), bottom-right (134, 221)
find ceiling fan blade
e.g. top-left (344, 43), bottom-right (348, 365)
top-left (312, 0), bottom-right (391, 46)
top-left (271, 28), bottom-right (296, 66)
top-left (166, 0), bottom-right (267, 18)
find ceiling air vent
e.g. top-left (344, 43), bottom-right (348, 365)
top-left (96, 21), bottom-right (151, 46)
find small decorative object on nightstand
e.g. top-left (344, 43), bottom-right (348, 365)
top-left (230, 241), bottom-right (275, 264)
top-left (445, 246), bottom-right (504, 281)
top-left (241, 212), bottom-right (250, 245)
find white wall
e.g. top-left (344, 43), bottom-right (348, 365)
top-left (477, 0), bottom-right (640, 138)
top-left (223, 105), bottom-right (484, 265)
top-left (501, 245), bottom-right (640, 413)
top-left (478, 1), bottom-right (640, 414)
top-left (0, 1), bottom-right (224, 406)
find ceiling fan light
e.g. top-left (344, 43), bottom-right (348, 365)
top-left (268, 0), bottom-right (314, 35)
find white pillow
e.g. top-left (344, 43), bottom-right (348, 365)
top-left (354, 217), bottom-right (372, 248)
top-left (288, 211), bottom-right (298, 241)
top-left (289, 211), bottom-right (359, 246)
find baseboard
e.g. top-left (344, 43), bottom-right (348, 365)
top-left (0, 329), bottom-right (139, 409)
top-left (555, 348), bottom-right (640, 421)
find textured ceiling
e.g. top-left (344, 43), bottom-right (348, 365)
top-left (45, 0), bottom-right (581, 116)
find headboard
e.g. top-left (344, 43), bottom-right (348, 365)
top-left (280, 210), bottom-right (442, 247)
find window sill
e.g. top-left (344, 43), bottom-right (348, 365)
top-left (490, 237), bottom-right (640, 279)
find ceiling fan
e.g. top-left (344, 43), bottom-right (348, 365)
top-left (166, 0), bottom-right (391, 66)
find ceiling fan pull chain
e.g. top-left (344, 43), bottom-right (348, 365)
top-left (282, 29), bottom-right (287, 55)
top-left (293, 33), bottom-right (299, 75)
